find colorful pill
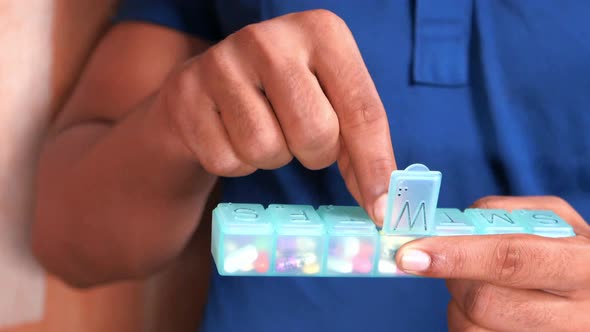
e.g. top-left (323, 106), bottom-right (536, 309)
top-left (254, 252), bottom-right (270, 273)
top-left (303, 263), bottom-right (320, 274)
top-left (358, 242), bottom-right (375, 257)
top-left (352, 256), bottom-right (373, 274)
top-left (224, 244), bottom-right (258, 273)
top-left (276, 253), bottom-right (317, 272)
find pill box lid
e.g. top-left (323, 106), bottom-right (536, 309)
top-left (268, 204), bottom-right (326, 235)
top-left (213, 203), bottom-right (273, 235)
top-left (317, 205), bottom-right (378, 235)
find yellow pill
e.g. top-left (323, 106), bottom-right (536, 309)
top-left (303, 263), bottom-right (320, 274)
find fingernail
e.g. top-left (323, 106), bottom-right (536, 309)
top-left (373, 194), bottom-right (388, 226)
top-left (399, 249), bottom-right (431, 272)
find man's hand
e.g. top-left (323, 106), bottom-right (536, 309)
top-left (395, 196), bottom-right (590, 332)
top-left (156, 9), bottom-right (396, 224)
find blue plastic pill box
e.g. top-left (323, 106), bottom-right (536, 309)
top-left (210, 164), bottom-right (575, 277)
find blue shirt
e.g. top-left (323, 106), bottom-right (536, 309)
top-left (116, 1), bottom-right (590, 331)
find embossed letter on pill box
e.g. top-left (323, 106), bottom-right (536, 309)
top-left (382, 164), bottom-right (442, 235)
top-left (511, 210), bottom-right (575, 238)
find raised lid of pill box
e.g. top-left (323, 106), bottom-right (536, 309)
top-left (317, 205), bottom-right (377, 235)
top-left (382, 164), bottom-right (441, 235)
top-left (213, 203), bottom-right (273, 235)
top-left (268, 204), bottom-right (325, 235)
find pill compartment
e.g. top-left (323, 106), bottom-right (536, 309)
top-left (375, 234), bottom-right (421, 276)
top-left (465, 209), bottom-right (531, 235)
top-left (511, 210), bottom-right (575, 238)
top-left (212, 203), bottom-right (274, 276)
top-left (268, 204), bottom-right (326, 276)
top-left (434, 208), bottom-right (476, 236)
top-left (318, 205), bottom-right (379, 276)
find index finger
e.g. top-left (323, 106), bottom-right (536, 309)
top-left (309, 11), bottom-right (396, 225)
top-left (395, 234), bottom-right (590, 291)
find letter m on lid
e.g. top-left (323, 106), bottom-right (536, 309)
top-left (382, 164), bottom-right (442, 235)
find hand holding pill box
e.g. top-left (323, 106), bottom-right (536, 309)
top-left (211, 164), bottom-right (575, 277)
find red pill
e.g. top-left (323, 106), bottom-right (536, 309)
top-left (358, 242), bottom-right (375, 257)
top-left (254, 252), bottom-right (270, 273)
top-left (352, 255), bottom-right (373, 274)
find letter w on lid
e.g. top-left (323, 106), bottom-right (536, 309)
top-left (382, 164), bottom-right (442, 235)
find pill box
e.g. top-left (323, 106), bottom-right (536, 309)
top-left (211, 204), bottom-right (574, 277)
top-left (210, 164), bottom-right (576, 277)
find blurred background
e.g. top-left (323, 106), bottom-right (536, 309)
top-left (0, 1), bottom-right (210, 331)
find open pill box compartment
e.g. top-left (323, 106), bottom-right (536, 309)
top-left (211, 164), bottom-right (575, 277)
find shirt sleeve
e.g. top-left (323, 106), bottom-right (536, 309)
top-left (113, 0), bottom-right (223, 42)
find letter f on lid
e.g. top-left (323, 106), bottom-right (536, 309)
top-left (382, 164), bottom-right (442, 235)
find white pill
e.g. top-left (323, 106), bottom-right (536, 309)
top-left (302, 253), bottom-right (317, 265)
top-left (378, 259), bottom-right (398, 274)
top-left (239, 264), bottom-right (254, 272)
top-left (328, 259), bottom-right (353, 273)
top-left (342, 237), bottom-right (360, 257)
top-left (224, 244), bottom-right (258, 273)
top-left (225, 241), bottom-right (238, 252)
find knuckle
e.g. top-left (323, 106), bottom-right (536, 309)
top-left (294, 119), bottom-right (338, 153)
top-left (445, 246), bottom-right (468, 278)
top-left (471, 195), bottom-right (503, 209)
top-left (160, 67), bottom-right (202, 154)
top-left (241, 137), bottom-right (286, 166)
top-left (236, 23), bottom-right (281, 66)
top-left (463, 283), bottom-right (494, 323)
top-left (200, 155), bottom-right (243, 176)
top-left (340, 99), bottom-right (387, 131)
top-left (546, 195), bottom-right (576, 219)
top-left (302, 9), bottom-right (347, 34)
top-left (167, 66), bottom-right (199, 106)
top-left (547, 195), bottom-right (569, 208)
top-left (201, 45), bottom-right (233, 79)
top-left (281, 60), bottom-right (307, 91)
top-left (492, 237), bottom-right (528, 284)
top-left (236, 22), bottom-right (266, 44)
top-left (289, 120), bottom-right (339, 169)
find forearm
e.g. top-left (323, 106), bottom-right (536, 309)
top-left (33, 94), bottom-right (217, 288)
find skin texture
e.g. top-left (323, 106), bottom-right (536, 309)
top-left (1, 1), bottom-right (212, 331)
top-left (396, 196), bottom-right (590, 332)
top-left (33, 9), bottom-right (396, 288)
